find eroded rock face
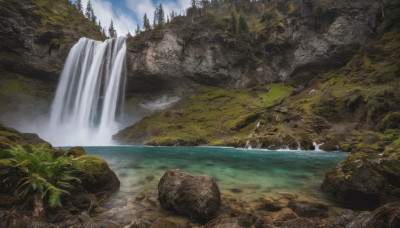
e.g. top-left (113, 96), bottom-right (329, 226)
top-left (126, 0), bottom-right (380, 94)
top-left (158, 169), bottom-right (221, 222)
top-left (0, 0), bottom-right (105, 81)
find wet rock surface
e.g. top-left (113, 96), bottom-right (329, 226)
top-left (347, 202), bottom-right (400, 228)
top-left (158, 169), bottom-right (221, 222)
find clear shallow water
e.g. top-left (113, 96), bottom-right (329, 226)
top-left (84, 146), bottom-right (348, 202)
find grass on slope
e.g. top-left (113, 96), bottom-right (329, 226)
top-left (116, 84), bottom-right (293, 146)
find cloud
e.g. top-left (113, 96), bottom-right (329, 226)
top-left (125, 0), bottom-right (190, 28)
top-left (72, 0), bottom-right (191, 35)
top-left (125, 0), bottom-right (155, 28)
top-left (78, 0), bottom-right (137, 36)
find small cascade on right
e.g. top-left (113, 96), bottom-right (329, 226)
top-left (313, 142), bottom-right (324, 151)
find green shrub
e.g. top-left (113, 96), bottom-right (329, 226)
top-left (49, 38), bottom-right (60, 50)
top-left (7, 145), bottom-right (81, 207)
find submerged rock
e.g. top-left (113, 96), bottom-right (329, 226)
top-left (257, 196), bottom-right (282, 212)
top-left (287, 200), bottom-right (329, 218)
top-left (158, 169), bottom-right (220, 222)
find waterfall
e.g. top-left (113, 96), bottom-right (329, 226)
top-left (44, 37), bottom-right (127, 146)
top-left (313, 142), bottom-right (324, 151)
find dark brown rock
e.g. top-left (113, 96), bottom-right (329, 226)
top-left (257, 196), bottom-right (282, 212)
top-left (347, 202), bottom-right (400, 228)
top-left (71, 193), bottom-right (96, 210)
top-left (287, 200), bottom-right (329, 218)
top-left (78, 211), bottom-right (90, 222)
top-left (149, 218), bottom-right (177, 228)
top-left (204, 217), bottom-right (243, 228)
top-left (158, 169), bottom-right (220, 222)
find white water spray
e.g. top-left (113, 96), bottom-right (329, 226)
top-left (44, 37), bottom-right (127, 146)
top-left (313, 142), bottom-right (324, 151)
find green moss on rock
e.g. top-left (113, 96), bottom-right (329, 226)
top-left (115, 84), bottom-right (294, 146)
top-left (73, 155), bottom-right (120, 193)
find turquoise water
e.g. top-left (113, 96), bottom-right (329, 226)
top-left (84, 146), bottom-right (348, 202)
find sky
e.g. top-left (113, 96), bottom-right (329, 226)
top-left (70, 0), bottom-right (190, 36)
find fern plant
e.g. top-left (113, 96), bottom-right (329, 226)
top-left (8, 145), bottom-right (81, 207)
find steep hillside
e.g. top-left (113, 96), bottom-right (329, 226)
top-left (118, 0), bottom-right (400, 148)
top-left (0, 0), bottom-right (105, 125)
top-left (116, 31), bottom-right (400, 149)
top-left (124, 0), bottom-right (383, 96)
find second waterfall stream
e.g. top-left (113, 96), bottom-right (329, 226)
top-left (44, 37), bottom-right (127, 146)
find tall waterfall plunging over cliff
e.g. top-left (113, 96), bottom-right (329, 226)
top-left (45, 37), bottom-right (127, 146)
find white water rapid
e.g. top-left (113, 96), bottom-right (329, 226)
top-left (44, 37), bottom-right (127, 146)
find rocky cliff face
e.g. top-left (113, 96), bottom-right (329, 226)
top-left (125, 0), bottom-right (381, 95)
top-left (0, 0), bottom-right (104, 80)
top-left (0, 0), bottom-right (104, 127)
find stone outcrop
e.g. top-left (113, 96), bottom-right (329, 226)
top-left (125, 0), bottom-right (382, 94)
top-left (322, 146), bottom-right (400, 208)
top-left (0, 0), bottom-right (104, 81)
top-left (158, 169), bottom-right (221, 222)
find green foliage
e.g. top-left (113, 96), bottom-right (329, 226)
top-left (116, 84), bottom-right (294, 146)
top-left (261, 8), bottom-right (284, 28)
top-left (29, 0), bottom-right (105, 41)
top-left (312, 0), bottom-right (327, 18)
top-left (109, 19), bottom-right (116, 37)
top-left (49, 38), bottom-right (60, 50)
top-left (143, 13), bottom-right (151, 31)
top-left (238, 12), bottom-right (249, 34)
top-left (230, 12), bottom-right (237, 33)
top-left (7, 145), bottom-right (81, 207)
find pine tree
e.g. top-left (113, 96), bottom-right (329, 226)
top-left (109, 19), bottom-right (116, 38)
top-left (143, 13), bottom-right (151, 31)
top-left (211, 0), bottom-right (219, 8)
top-left (135, 24), bottom-right (140, 35)
top-left (91, 9), bottom-right (97, 24)
top-left (230, 12), bottom-right (237, 34)
top-left (153, 8), bottom-right (158, 29)
top-left (158, 3), bottom-right (165, 26)
top-left (167, 15), bottom-right (170, 23)
top-left (85, 0), bottom-right (93, 19)
top-left (74, 0), bottom-right (83, 13)
top-left (238, 12), bottom-right (249, 34)
top-left (201, 0), bottom-right (210, 9)
top-left (191, 0), bottom-right (197, 8)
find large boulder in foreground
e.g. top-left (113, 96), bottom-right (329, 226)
top-left (73, 155), bottom-right (120, 194)
top-left (158, 169), bottom-right (220, 222)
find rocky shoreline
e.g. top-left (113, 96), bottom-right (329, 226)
top-left (1, 124), bottom-right (399, 227)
